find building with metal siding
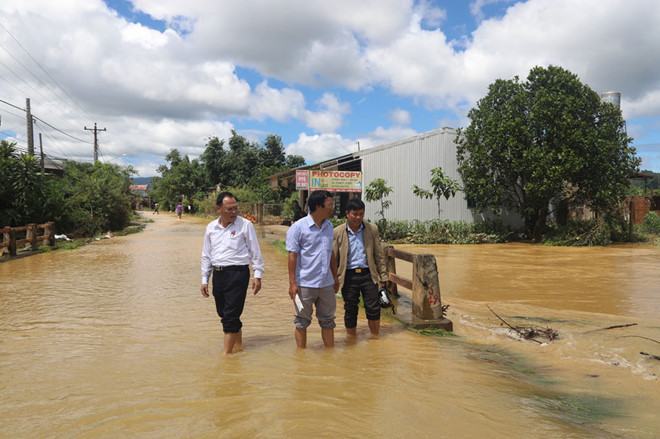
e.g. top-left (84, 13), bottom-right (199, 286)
top-left (270, 127), bottom-right (522, 225)
top-left (358, 128), bottom-right (476, 222)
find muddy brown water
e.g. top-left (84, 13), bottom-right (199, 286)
top-left (1, 214), bottom-right (658, 438)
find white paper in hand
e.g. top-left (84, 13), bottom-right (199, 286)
top-left (294, 294), bottom-right (304, 313)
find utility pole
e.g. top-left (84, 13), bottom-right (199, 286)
top-left (26, 98), bottom-right (34, 155)
top-left (39, 132), bottom-right (44, 174)
top-left (84, 122), bottom-right (106, 162)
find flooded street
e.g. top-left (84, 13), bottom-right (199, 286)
top-left (1, 214), bottom-right (659, 438)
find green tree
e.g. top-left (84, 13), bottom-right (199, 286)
top-left (201, 136), bottom-right (228, 187)
top-left (365, 178), bottom-right (393, 229)
top-left (50, 161), bottom-right (134, 235)
top-left (412, 167), bottom-right (461, 216)
top-left (285, 154), bottom-right (305, 169)
top-left (456, 65), bottom-right (640, 241)
top-left (151, 149), bottom-right (207, 209)
top-left (0, 140), bottom-right (49, 226)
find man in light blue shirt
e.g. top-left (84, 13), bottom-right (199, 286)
top-left (286, 190), bottom-right (339, 349)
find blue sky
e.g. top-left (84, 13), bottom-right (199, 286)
top-left (0, 0), bottom-right (658, 174)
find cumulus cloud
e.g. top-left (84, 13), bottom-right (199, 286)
top-left (285, 124), bottom-right (418, 164)
top-left (2, 0), bottom-right (660, 172)
top-left (389, 108), bottom-right (411, 125)
top-left (304, 93), bottom-right (351, 133)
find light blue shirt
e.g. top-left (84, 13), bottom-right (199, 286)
top-left (347, 223), bottom-right (368, 269)
top-left (286, 214), bottom-right (334, 288)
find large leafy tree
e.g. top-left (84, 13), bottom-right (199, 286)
top-left (201, 137), bottom-right (229, 187)
top-left (151, 149), bottom-right (207, 209)
top-left (456, 65), bottom-right (640, 240)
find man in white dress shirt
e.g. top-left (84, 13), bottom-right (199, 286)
top-left (201, 191), bottom-right (264, 355)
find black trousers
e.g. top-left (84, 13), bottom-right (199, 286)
top-left (212, 266), bottom-right (250, 333)
top-left (341, 269), bottom-right (380, 329)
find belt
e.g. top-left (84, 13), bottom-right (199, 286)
top-left (213, 265), bottom-right (249, 272)
top-left (347, 267), bottom-right (369, 274)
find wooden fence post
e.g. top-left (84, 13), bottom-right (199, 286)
top-left (412, 254), bottom-right (443, 320)
top-left (27, 224), bottom-right (38, 250)
top-left (8, 228), bottom-right (17, 256)
top-left (257, 203), bottom-right (264, 225)
top-left (45, 222), bottom-right (55, 246)
top-left (383, 245), bottom-right (398, 297)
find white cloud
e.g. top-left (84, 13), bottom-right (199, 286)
top-left (248, 82), bottom-right (305, 121)
top-left (285, 124), bottom-right (418, 164)
top-left (286, 132), bottom-right (357, 164)
top-left (469, 0), bottom-right (513, 21)
top-left (304, 93), bottom-right (351, 133)
top-left (389, 108), bottom-right (411, 125)
top-left (2, 0), bottom-right (660, 172)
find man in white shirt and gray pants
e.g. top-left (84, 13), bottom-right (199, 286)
top-left (201, 191), bottom-right (264, 355)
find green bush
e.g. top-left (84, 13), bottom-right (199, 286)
top-left (642, 212), bottom-right (660, 234)
top-left (378, 219), bottom-right (510, 244)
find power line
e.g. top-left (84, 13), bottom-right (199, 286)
top-left (0, 97), bottom-right (25, 112)
top-left (33, 114), bottom-right (89, 143)
top-left (0, 19), bottom-right (94, 121)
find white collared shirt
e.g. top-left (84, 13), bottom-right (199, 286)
top-left (201, 216), bottom-right (264, 284)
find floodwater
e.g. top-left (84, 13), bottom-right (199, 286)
top-left (1, 214), bottom-right (659, 438)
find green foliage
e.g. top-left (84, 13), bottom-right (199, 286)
top-left (154, 131), bottom-right (303, 209)
top-left (150, 149), bottom-right (207, 210)
top-left (412, 167), bottom-right (462, 216)
top-left (378, 219), bottom-right (512, 244)
top-left (642, 212), bottom-right (660, 234)
top-left (456, 65), bottom-right (640, 241)
top-left (543, 219), bottom-right (612, 246)
top-left (48, 161), bottom-right (134, 235)
top-left (365, 178), bottom-right (393, 229)
top-left (271, 239), bottom-right (287, 254)
top-left (0, 144), bottom-right (133, 236)
top-left (0, 141), bottom-right (49, 226)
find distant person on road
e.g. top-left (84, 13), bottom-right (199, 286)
top-left (175, 202), bottom-right (183, 219)
top-left (286, 190), bottom-right (339, 349)
top-left (153, 202), bottom-right (159, 215)
top-left (200, 191), bottom-right (264, 355)
top-left (333, 199), bottom-right (388, 338)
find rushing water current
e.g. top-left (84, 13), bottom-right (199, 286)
top-left (1, 214), bottom-right (659, 438)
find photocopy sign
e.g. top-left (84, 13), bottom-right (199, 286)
top-left (309, 170), bottom-right (362, 192)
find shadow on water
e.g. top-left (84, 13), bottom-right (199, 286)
top-left (417, 330), bottom-right (624, 435)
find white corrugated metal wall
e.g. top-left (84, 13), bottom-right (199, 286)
top-left (360, 128), bottom-right (476, 222)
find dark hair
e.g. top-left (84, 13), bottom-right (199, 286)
top-left (216, 191), bottom-right (236, 206)
top-left (307, 190), bottom-right (333, 213)
top-left (345, 199), bottom-right (365, 213)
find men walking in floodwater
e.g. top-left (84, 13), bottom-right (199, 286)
top-left (333, 199), bottom-right (388, 338)
top-left (200, 192), bottom-right (264, 355)
top-left (286, 190), bottom-right (339, 349)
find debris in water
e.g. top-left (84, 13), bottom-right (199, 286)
top-left (640, 352), bottom-right (660, 361)
top-left (583, 323), bottom-right (638, 334)
top-left (487, 305), bottom-right (558, 344)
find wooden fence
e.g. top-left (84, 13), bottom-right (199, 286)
top-left (1, 222), bottom-right (55, 257)
top-left (384, 245), bottom-right (453, 331)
